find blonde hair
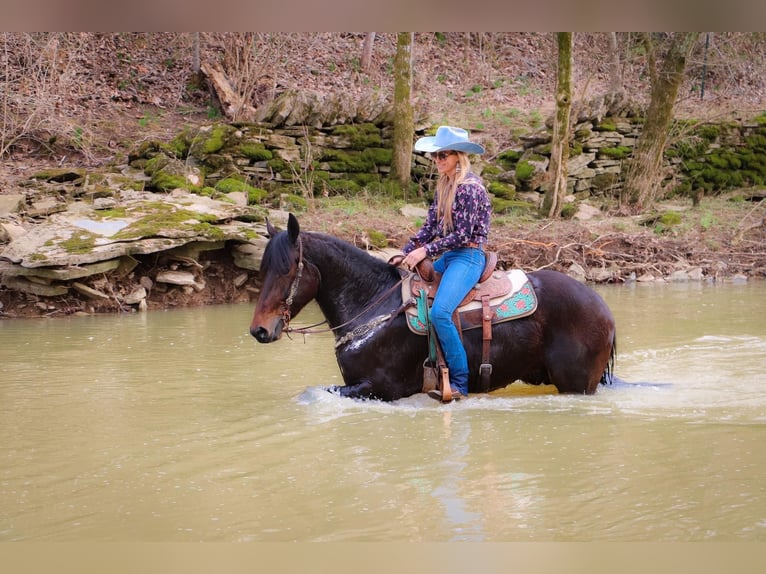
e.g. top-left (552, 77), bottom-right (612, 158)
top-left (436, 152), bottom-right (471, 232)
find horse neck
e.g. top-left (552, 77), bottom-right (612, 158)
top-left (303, 233), bottom-right (400, 328)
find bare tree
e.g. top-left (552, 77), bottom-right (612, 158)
top-left (360, 33), bottom-right (375, 72)
top-left (542, 32), bottom-right (573, 218)
top-left (390, 32), bottom-right (414, 198)
top-left (621, 33), bottom-right (701, 211)
top-left (608, 32), bottom-right (623, 94)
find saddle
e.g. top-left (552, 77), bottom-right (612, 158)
top-left (400, 254), bottom-right (538, 394)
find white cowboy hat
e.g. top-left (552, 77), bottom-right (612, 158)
top-left (414, 125), bottom-right (485, 155)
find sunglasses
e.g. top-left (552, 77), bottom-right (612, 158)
top-left (430, 151), bottom-right (455, 161)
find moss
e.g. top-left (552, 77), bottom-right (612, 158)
top-left (574, 127), bottom-right (592, 140)
top-left (514, 160), bottom-right (535, 182)
top-left (560, 203), bottom-right (577, 219)
top-left (330, 123), bottom-right (383, 150)
top-left (696, 125), bottom-right (722, 141)
top-left (598, 146), bottom-right (631, 160)
top-left (60, 231), bottom-right (98, 254)
top-left (267, 158), bottom-right (288, 172)
top-left (213, 177), bottom-right (267, 204)
top-left (594, 118), bottom-right (617, 132)
top-left (326, 179), bottom-right (361, 195)
top-left (491, 197), bottom-right (536, 214)
top-left (278, 193), bottom-right (308, 212)
top-left (487, 181), bottom-right (516, 199)
top-left (238, 142), bottom-right (273, 161)
top-left (151, 171), bottom-right (199, 193)
top-left (480, 164), bottom-right (502, 177)
top-left (659, 211), bottom-right (682, 226)
top-left (366, 228), bottom-right (389, 249)
top-left (201, 124), bottom-right (236, 154)
top-left (112, 203), bottom-right (223, 241)
top-left (144, 154), bottom-right (170, 176)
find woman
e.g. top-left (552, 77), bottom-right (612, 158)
top-left (402, 126), bottom-right (492, 402)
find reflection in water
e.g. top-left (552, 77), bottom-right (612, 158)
top-left (1, 281), bottom-right (765, 541)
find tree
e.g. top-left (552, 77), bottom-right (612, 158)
top-left (390, 32), bottom-right (414, 198)
top-left (608, 32), bottom-right (623, 95)
top-left (360, 33), bottom-right (375, 72)
top-left (542, 32), bottom-right (573, 218)
top-left (621, 33), bottom-right (700, 211)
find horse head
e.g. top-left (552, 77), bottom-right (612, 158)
top-left (250, 214), bottom-right (319, 343)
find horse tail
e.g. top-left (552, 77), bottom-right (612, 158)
top-left (599, 331), bottom-right (617, 386)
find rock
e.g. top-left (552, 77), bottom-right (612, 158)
top-left (139, 276), bottom-right (154, 291)
top-left (0, 194), bottom-right (25, 216)
top-left (400, 204), bottom-right (428, 219)
top-left (0, 275), bottom-right (68, 296)
top-left (72, 281), bottom-right (110, 300)
top-left (231, 240), bottom-right (268, 271)
top-left (0, 222), bottom-right (28, 242)
top-left (567, 262), bottom-right (587, 282)
top-left (637, 273), bottom-right (656, 282)
top-left (574, 203), bottom-right (601, 221)
top-left (156, 270), bottom-right (197, 286)
top-left (668, 270), bottom-right (689, 282)
top-left (688, 267), bottom-right (704, 281)
top-left (233, 272), bottom-right (249, 288)
top-left (124, 286), bottom-right (147, 304)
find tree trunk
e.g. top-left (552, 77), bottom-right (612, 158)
top-left (542, 32), bottom-right (573, 218)
top-left (621, 33), bottom-right (700, 211)
top-left (390, 32), bottom-right (414, 199)
top-left (360, 32), bottom-right (375, 72)
top-left (608, 32), bottom-right (623, 94)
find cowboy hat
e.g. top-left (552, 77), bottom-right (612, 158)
top-left (414, 125), bottom-right (485, 155)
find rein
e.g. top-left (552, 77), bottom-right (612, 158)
top-left (282, 243), bottom-right (411, 344)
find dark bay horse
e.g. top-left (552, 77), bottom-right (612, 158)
top-left (250, 213), bottom-right (617, 401)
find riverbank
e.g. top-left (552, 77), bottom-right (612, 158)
top-left (2, 191), bottom-right (763, 320)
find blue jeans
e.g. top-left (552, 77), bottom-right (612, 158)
top-left (431, 247), bottom-right (486, 395)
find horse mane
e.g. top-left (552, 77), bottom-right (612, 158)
top-left (259, 230), bottom-right (295, 277)
top-left (261, 228), bottom-right (400, 292)
top-left (305, 232), bottom-right (401, 293)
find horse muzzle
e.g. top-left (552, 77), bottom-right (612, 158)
top-left (250, 319), bottom-right (284, 343)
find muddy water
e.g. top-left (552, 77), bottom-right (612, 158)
top-left (1, 281), bottom-right (764, 541)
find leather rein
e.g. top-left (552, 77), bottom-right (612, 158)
top-left (281, 237), bottom-right (412, 347)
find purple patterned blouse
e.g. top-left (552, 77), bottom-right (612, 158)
top-left (403, 172), bottom-right (492, 258)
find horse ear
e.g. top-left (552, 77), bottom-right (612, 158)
top-left (266, 218), bottom-right (279, 238)
top-left (287, 213), bottom-right (300, 245)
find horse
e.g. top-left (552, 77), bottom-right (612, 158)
top-left (250, 213), bottom-right (618, 402)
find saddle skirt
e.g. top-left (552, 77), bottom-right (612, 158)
top-left (403, 268), bottom-right (538, 335)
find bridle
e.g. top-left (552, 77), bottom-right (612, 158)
top-left (281, 236), bottom-right (304, 329)
top-left (278, 236), bottom-right (413, 345)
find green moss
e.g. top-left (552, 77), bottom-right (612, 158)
top-left (366, 228), bottom-right (388, 249)
top-left (61, 231), bottom-right (98, 254)
top-left (151, 171), bottom-right (198, 193)
top-left (330, 123), bottom-right (383, 150)
top-left (594, 118), bottom-right (617, 132)
top-left (278, 194), bottom-right (308, 212)
top-left (574, 128), bottom-right (592, 140)
top-left (480, 164), bottom-right (502, 177)
top-left (659, 211), bottom-right (682, 226)
top-left (487, 181), bottom-right (516, 199)
top-left (326, 179), bottom-right (361, 195)
top-left (598, 146), bottom-right (631, 160)
top-left (491, 197), bottom-right (535, 214)
top-left (496, 149), bottom-right (522, 170)
top-left (560, 203), bottom-right (577, 219)
top-left (515, 160), bottom-right (535, 182)
top-left (201, 124), bottom-right (235, 154)
top-left (238, 142), bottom-right (273, 161)
top-left (112, 203), bottom-right (223, 241)
top-left (144, 155), bottom-right (170, 176)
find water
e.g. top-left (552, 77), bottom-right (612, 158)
top-left (1, 281), bottom-right (765, 541)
